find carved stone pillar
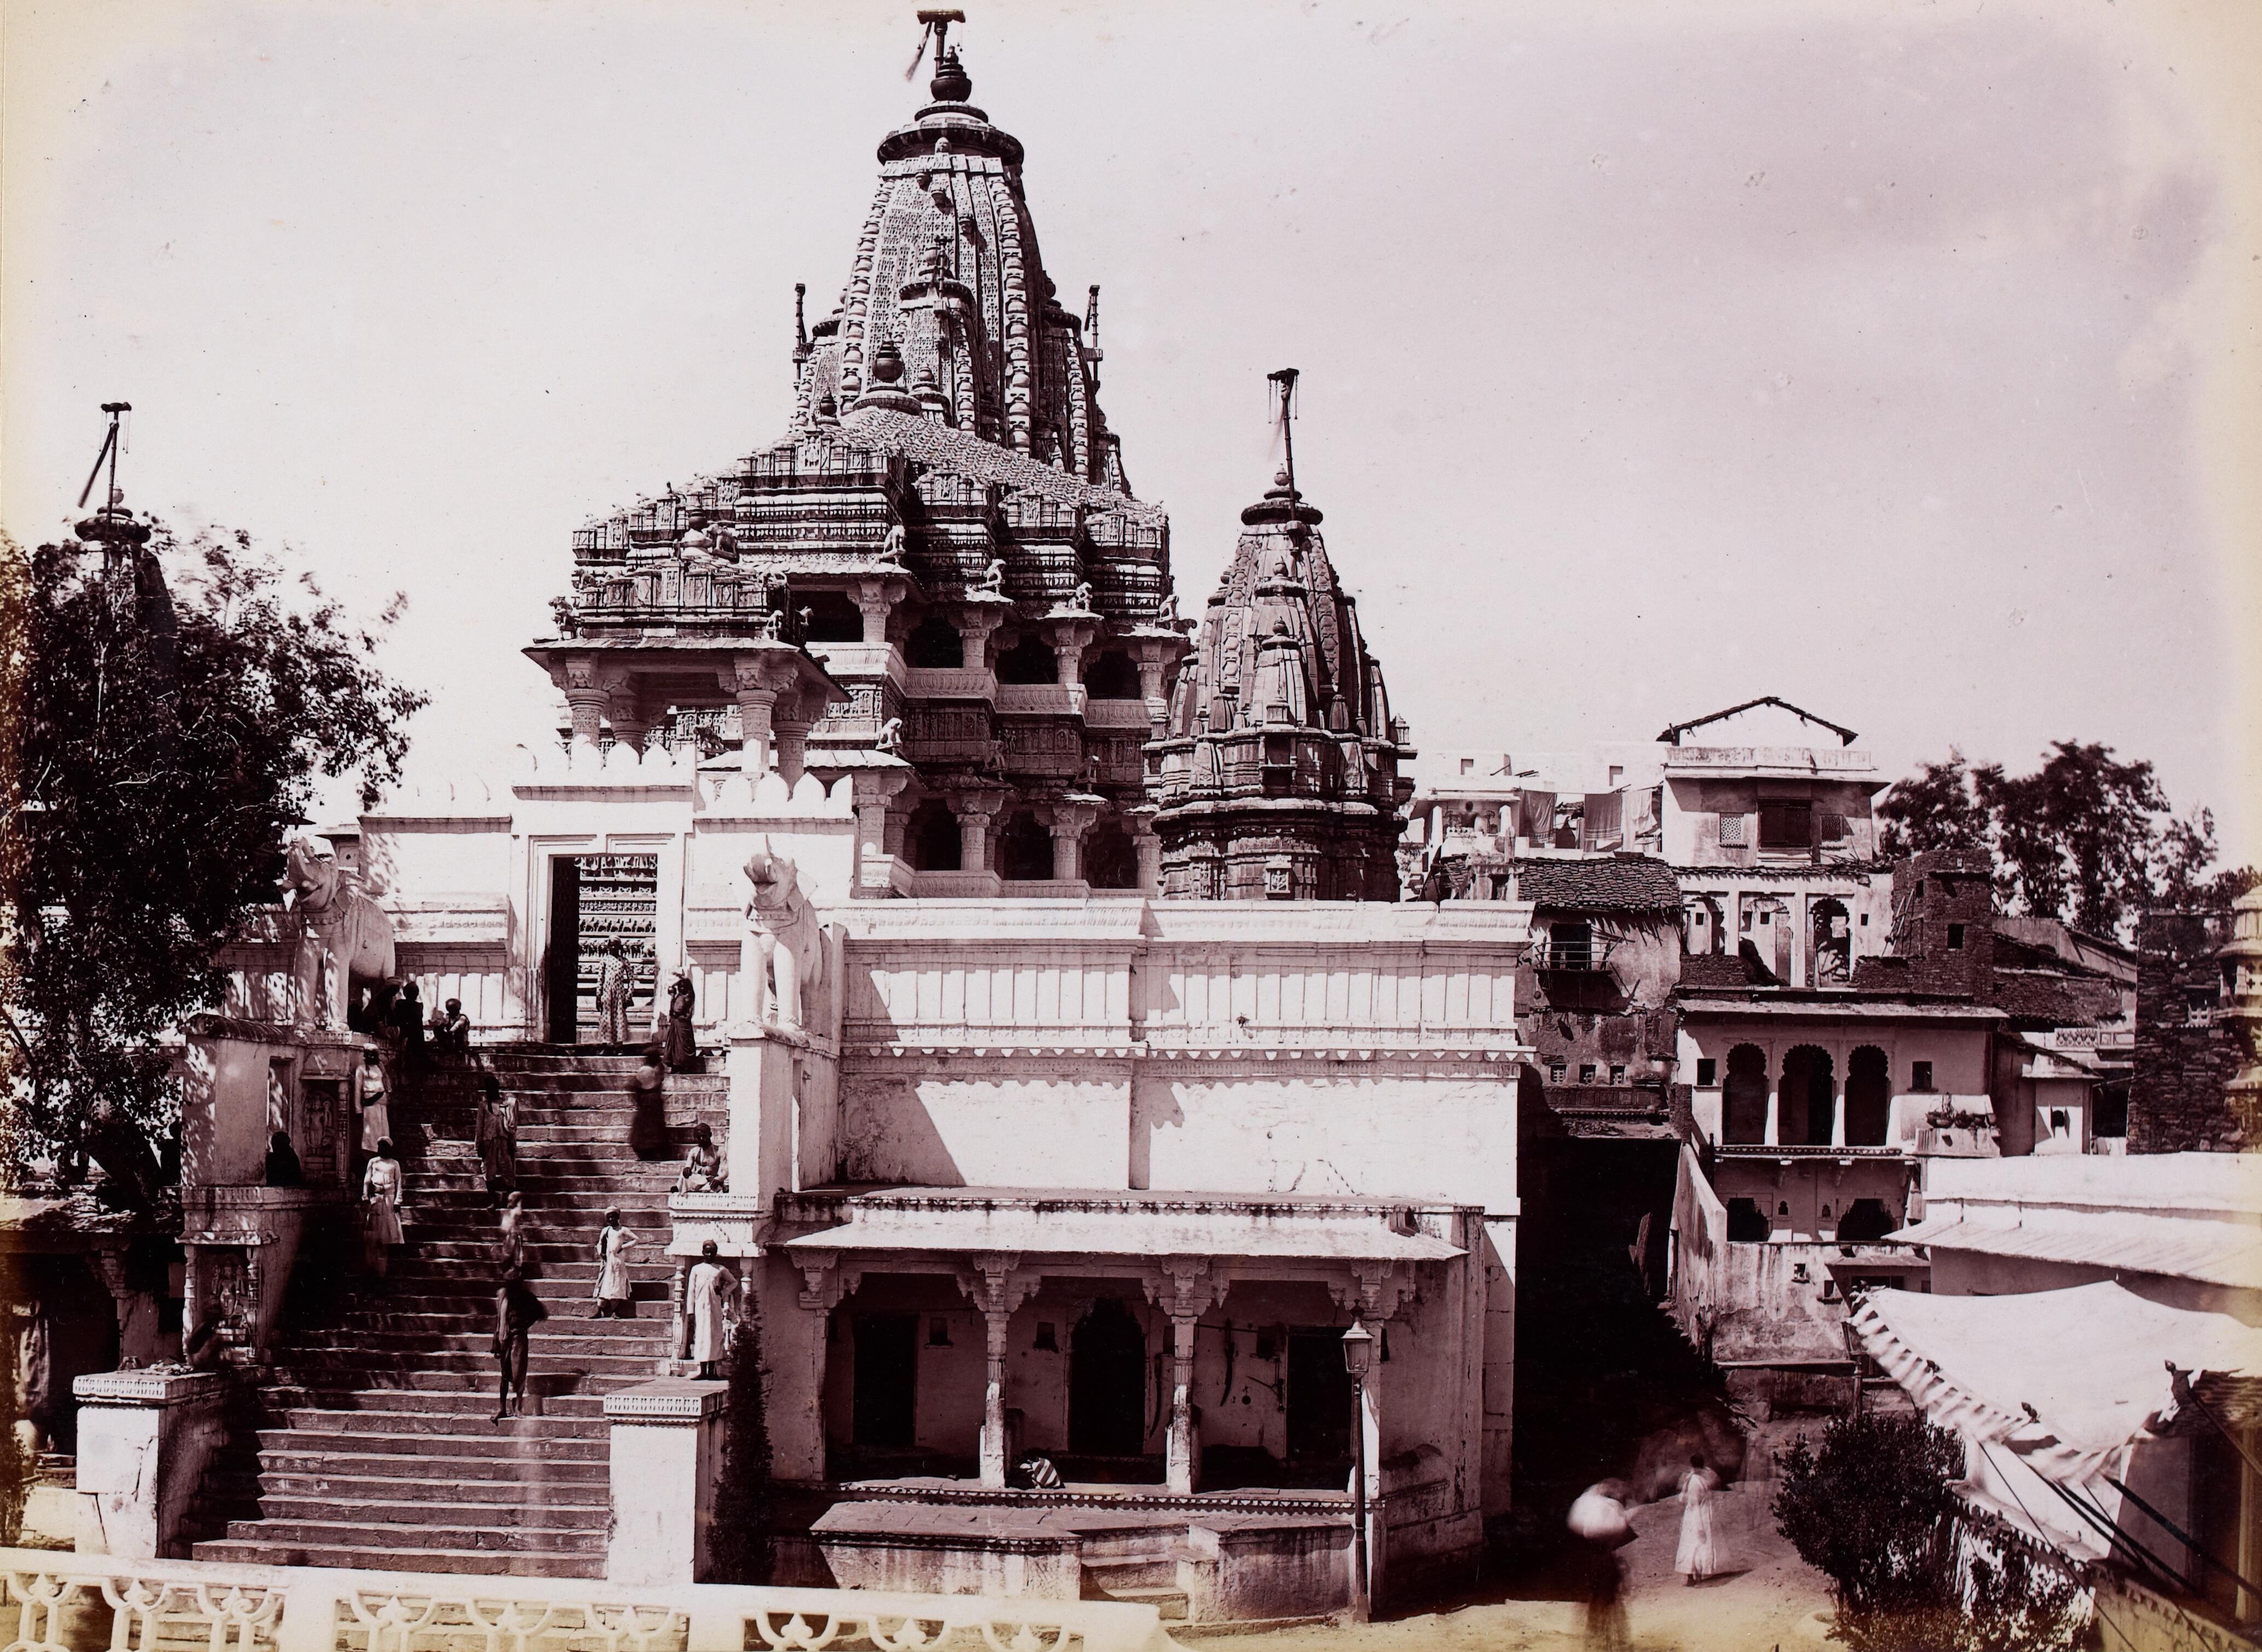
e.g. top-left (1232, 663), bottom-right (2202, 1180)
top-left (1147, 1260), bottom-right (1222, 1496)
top-left (958, 1254), bottom-right (1030, 1490)
top-left (772, 695), bottom-right (814, 787)
top-left (854, 578), bottom-right (897, 646)
top-left (956, 606), bottom-right (1006, 673)
top-left (1044, 799), bottom-right (1099, 883)
top-left (1127, 804), bottom-right (1162, 897)
top-left (729, 654), bottom-right (797, 777)
top-left (1048, 618), bottom-right (1097, 688)
top-left (850, 766), bottom-right (912, 895)
top-left (950, 790), bottom-right (1005, 874)
top-left (562, 660), bottom-right (612, 749)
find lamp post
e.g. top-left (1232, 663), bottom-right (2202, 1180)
top-left (1341, 1319), bottom-right (1374, 1620)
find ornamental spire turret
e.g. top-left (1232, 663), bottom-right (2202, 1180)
top-left (1145, 375), bottom-right (1414, 901)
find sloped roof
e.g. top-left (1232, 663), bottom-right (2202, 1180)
top-left (837, 408), bottom-right (1165, 527)
top-left (1678, 951), bottom-right (1771, 989)
top-left (1508, 856), bottom-right (1681, 915)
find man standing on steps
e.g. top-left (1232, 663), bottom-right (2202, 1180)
top-left (684, 1240), bottom-right (739, 1380)
top-left (592, 1208), bottom-right (637, 1318)
top-left (594, 936), bottom-right (633, 1046)
top-left (492, 1266), bottom-right (546, 1422)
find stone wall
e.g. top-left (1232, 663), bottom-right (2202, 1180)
top-left (2132, 911), bottom-right (2247, 1153)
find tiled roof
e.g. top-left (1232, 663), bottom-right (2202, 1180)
top-left (1677, 951), bottom-right (1772, 988)
top-left (1509, 856), bottom-right (1683, 915)
top-left (837, 408), bottom-right (1166, 527)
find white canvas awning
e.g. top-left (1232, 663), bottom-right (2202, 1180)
top-left (782, 1188), bottom-right (1464, 1264)
top-left (1848, 1281), bottom-right (2262, 1488)
top-left (1892, 1207), bottom-right (2262, 1292)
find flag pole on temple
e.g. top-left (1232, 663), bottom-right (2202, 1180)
top-left (1268, 368), bottom-right (1301, 511)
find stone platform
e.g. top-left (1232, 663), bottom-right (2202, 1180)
top-left (805, 1481), bottom-right (1355, 1626)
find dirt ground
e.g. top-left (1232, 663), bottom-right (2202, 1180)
top-left (1184, 1424), bottom-right (1839, 1652)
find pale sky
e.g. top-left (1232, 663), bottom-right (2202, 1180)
top-left (7, 1), bottom-right (2260, 859)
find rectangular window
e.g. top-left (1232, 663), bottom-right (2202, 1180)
top-left (1608, 765), bottom-right (1625, 787)
top-left (1460, 757), bottom-right (1475, 775)
top-left (1947, 923), bottom-right (1966, 951)
top-left (1759, 800), bottom-right (1814, 848)
top-left (1609, 1064), bottom-right (1627, 1085)
top-left (1696, 1058), bottom-right (1718, 1086)
top-left (1821, 811), bottom-right (1848, 841)
top-left (1579, 1063), bottom-right (1597, 1085)
top-left (1548, 1061), bottom-right (1567, 1085)
top-left (1718, 813), bottom-right (1748, 847)
top-left (1911, 1060), bottom-right (1935, 1092)
top-left (1859, 913), bottom-right (1870, 927)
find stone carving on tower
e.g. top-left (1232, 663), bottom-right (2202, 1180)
top-left (527, 27), bottom-right (1189, 896)
top-left (1146, 385), bottom-right (1416, 901)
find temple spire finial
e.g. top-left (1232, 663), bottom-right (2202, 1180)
top-left (910, 10), bottom-right (971, 102)
top-left (1267, 368), bottom-right (1301, 509)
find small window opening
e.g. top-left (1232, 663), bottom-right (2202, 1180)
top-left (1579, 1063), bottom-right (1597, 1085)
top-left (1947, 923), bottom-right (1966, 951)
top-left (1911, 1060), bottom-right (1935, 1092)
top-left (929, 1317), bottom-right (953, 1347)
top-left (1609, 1065), bottom-right (1626, 1085)
top-left (1034, 1322), bottom-right (1058, 1352)
top-left (1548, 1061), bottom-right (1567, 1085)
top-left (1696, 1058), bottom-right (1718, 1086)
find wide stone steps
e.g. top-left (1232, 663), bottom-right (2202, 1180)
top-left (194, 1042), bottom-right (691, 1578)
top-left (190, 1538), bottom-right (605, 1579)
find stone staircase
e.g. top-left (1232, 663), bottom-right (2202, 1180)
top-left (190, 1049), bottom-right (727, 1578)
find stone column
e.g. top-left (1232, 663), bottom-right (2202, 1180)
top-left (1045, 799), bottom-right (1099, 883)
top-left (1048, 619), bottom-right (1095, 689)
top-left (854, 578), bottom-right (897, 645)
top-left (956, 606), bottom-right (1006, 672)
top-left (981, 1304), bottom-right (1011, 1488)
top-left (1127, 805), bottom-right (1162, 897)
top-left (562, 661), bottom-right (612, 750)
top-left (1764, 1082), bottom-right (1782, 1148)
top-left (772, 694), bottom-right (814, 788)
top-left (1167, 1312), bottom-right (1200, 1494)
top-left (952, 790), bottom-right (1005, 874)
top-left (850, 766), bottom-right (912, 896)
top-left (730, 654), bottom-right (796, 777)
top-left (960, 1255), bottom-right (1029, 1490)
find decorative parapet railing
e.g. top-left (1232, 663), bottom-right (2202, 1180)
top-left (0, 1547), bottom-right (1181, 1652)
top-left (1662, 745), bottom-right (1877, 775)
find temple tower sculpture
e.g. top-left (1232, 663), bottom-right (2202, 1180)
top-left (1147, 441), bottom-right (1416, 900)
top-left (526, 36), bottom-right (1188, 898)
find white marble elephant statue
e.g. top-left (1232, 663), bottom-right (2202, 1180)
top-left (740, 839), bottom-right (826, 1032)
top-left (281, 833), bottom-right (396, 1030)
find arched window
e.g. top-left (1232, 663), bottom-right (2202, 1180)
top-left (1683, 896), bottom-right (1724, 957)
top-left (1845, 1046), bottom-right (1892, 1147)
top-left (907, 615), bottom-right (961, 668)
top-left (1084, 652), bottom-right (1142, 700)
top-left (996, 634), bottom-right (1057, 686)
top-left (907, 802), bottom-right (961, 872)
top-left (997, 812), bottom-right (1052, 881)
top-left (1725, 1198), bottom-right (1770, 1242)
top-left (1722, 1044), bottom-right (1769, 1144)
top-left (1780, 1046), bottom-right (1836, 1147)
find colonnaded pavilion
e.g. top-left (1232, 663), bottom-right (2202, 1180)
top-left (58, 21), bottom-right (1534, 1634)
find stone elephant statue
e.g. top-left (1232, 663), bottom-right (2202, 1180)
top-left (281, 833), bottom-right (396, 1030)
top-left (741, 839), bottom-right (827, 1032)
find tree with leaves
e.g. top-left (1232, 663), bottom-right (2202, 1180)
top-left (1774, 1413), bottom-right (2081, 1652)
top-left (709, 1282), bottom-right (775, 1584)
top-left (1878, 742), bottom-right (2257, 938)
top-left (1, 515), bottom-right (424, 1195)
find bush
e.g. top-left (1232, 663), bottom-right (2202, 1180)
top-left (1773, 1414), bottom-right (2080, 1652)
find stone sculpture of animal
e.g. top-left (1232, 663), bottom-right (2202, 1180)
top-left (741, 839), bottom-right (826, 1032)
top-left (281, 833), bottom-right (396, 1030)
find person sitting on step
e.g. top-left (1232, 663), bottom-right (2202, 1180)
top-left (675, 1122), bottom-right (725, 1193)
top-left (429, 996), bottom-right (472, 1054)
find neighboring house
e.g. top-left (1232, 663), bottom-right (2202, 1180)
top-left (2135, 894), bottom-right (2262, 1154)
top-left (1856, 1149), bottom-right (2262, 1644)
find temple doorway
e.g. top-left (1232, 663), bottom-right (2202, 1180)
top-left (543, 852), bottom-right (657, 1044)
top-left (852, 1313), bottom-right (918, 1451)
top-left (1284, 1327), bottom-right (1355, 1482)
top-left (1068, 1298), bottom-right (1146, 1459)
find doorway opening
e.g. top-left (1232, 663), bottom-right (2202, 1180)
top-left (1068, 1298), bottom-right (1147, 1462)
top-left (1285, 1326), bottom-right (1356, 1486)
top-left (852, 1312), bottom-right (918, 1451)
top-left (544, 852), bottom-right (658, 1044)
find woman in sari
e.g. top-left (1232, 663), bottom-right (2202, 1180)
top-left (628, 1052), bottom-right (669, 1161)
top-left (663, 972), bottom-right (697, 1070)
top-left (474, 1071), bottom-right (517, 1198)
top-left (594, 938), bottom-right (633, 1046)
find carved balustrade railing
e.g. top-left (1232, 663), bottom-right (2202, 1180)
top-left (0, 1549), bottom-right (1179, 1652)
